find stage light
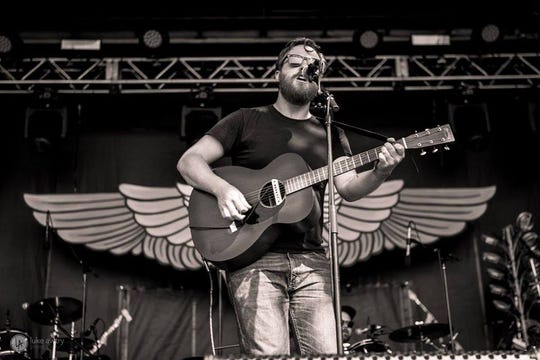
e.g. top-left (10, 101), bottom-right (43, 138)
top-left (140, 29), bottom-right (168, 50)
top-left (353, 29), bottom-right (381, 50)
top-left (180, 87), bottom-right (221, 145)
top-left (0, 33), bottom-right (21, 56)
top-left (472, 24), bottom-right (503, 49)
top-left (480, 24), bottom-right (501, 43)
top-left (411, 34), bottom-right (450, 46)
top-left (24, 89), bottom-right (68, 152)
top-left (0, 34), bottom-right (13, 53)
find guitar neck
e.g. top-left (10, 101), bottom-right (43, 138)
top-left (284, 143), bottom-right (391, 195)
top-left (281, 124), bottom-right (454, 195)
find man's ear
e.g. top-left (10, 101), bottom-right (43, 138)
top-left (274, 70), bottom-right (280, 80)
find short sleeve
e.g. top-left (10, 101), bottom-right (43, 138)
top-left (206, 109), bottom-right (245, 155)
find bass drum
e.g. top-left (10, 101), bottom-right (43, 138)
top-left (349, 338), bottom-right (391, 354)
top-left (0, 330), bottom-right (30, 359)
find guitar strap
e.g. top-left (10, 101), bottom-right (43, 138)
top-left (315, 116), bottom-right (353, 158)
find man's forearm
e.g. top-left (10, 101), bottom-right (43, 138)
top-left (177, 153), bottom-right (228, 196)
top-left (340, 168), bottom-right (390, 202)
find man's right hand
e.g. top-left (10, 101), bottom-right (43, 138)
top-left (215, 182), bottom-right (252, 221)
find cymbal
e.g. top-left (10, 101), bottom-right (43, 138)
top-left (389, 323), bottom-right (450, 343)
top-left (26, 297), bottom-right (82, 325)
top-left (54, 337), bottom-right (95, 353)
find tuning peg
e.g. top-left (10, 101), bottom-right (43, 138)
top-left (486, 267), bottom-right (506, 281)
top-left (444, 145), bottom-right (450, 151)
top-left (483, 251), bottom-right (505, 265)
top-left (420, 150), bottom-right (427, 156)
top-left (432, 147), bottom-right (439, 153)
top-left (492, 298), bottom-right (514, 313)
top-left (489, 283), bottom-right (511, 297)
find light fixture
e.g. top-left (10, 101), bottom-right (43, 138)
top-left (411, 34), bottom-right (450, 46)
top-left (24, 89), bottom-right (68, 152)
top-left (472, 24), bottom-right (503, 48)
top-left (0, 34), bottom-right (13, 54)
top-left (61, 39), bottom-right (101, 51)
top-left (480, 24), bottom-right (501, 43)
top-left (180, 87), bottom-right (221, 145)
top-left (352, 29), bottom-right (381, 50)
top-left (0, 33), bottom-right (21, 56)
top-left (140, 29), bottom-right (169, 51)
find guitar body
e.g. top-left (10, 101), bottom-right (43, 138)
top-left (189, 153), bottom-right (320, 270)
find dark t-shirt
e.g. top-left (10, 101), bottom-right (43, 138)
top-left (206, 105), bottom-right (351, 251)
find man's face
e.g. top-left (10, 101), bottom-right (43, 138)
top-left (277, 44), bottom-right (321, 106)
top-left (341, 311), bottom-right (353, 342)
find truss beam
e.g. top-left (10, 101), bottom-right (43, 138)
top-left (0, 53), bottom-right (539, 94)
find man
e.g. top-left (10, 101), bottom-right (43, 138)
top-left (342, 305), bottom-right (357, 347)
top-left (178, 37), bottom-right (405, 355)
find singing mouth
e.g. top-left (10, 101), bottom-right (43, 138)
top-left (296, 75), bottom-right (308, 82)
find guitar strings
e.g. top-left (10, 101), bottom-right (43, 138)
top-left (239, 147), bottom-right (387, 205)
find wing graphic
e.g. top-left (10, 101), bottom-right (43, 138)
top-left (322, 180), bottom-right (497, 267)
top-left (23, 183), bottom-right (203, 270)
top-left (24, 180), bottom-right (496, 271)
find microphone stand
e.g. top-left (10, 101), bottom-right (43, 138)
top-left (69, 247), bottom-right (98, 360)
top-left (320, 87), bottom-right (343, 354)
top-left (435, 248), bottom-right (456, 352)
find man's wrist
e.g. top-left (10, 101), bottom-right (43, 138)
top-left (372, 165), bottom-right (391, 179)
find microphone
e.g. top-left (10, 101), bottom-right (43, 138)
top-left (306, 62), bottom-right (320, 83)
top-left (83, 318), bottom-right (100, 337)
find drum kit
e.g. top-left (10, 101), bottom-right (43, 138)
top-left (0, 297), bottom-right (109, 360)
top-left (347, 322), bottom-right (452, 354)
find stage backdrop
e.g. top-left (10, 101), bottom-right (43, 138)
top-left (1, 92), bottom-right (539, 359)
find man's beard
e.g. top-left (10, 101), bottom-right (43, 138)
top-left (279, 73), bottom-right (318, 106)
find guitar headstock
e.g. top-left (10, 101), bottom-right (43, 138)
top-left (404, 124), bottom-right (455, 152)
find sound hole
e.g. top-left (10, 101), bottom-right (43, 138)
top-left (259, 180), bottom-right (286, 208)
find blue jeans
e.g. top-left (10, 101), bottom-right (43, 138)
top-left (227, 251), bottom-right (338, 355)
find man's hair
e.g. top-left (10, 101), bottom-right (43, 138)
top-left (275, 37), bottom-right (326, 73)
top-left (342, 305), bottom-right (356, 320)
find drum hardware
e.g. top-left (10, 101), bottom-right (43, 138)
top-left (401, 222), bottom-right (458, 352)
top-left (355, 324), bottom-right (390, 337)
top-left (347, 322), bottom-right (392, 354)
top-left (389, 322), bottom-right (450, 343)
top-left (24, 297), bottom-right (82, 326)
top-left (54, 337), bottom-right (96, 354)
top-left (0, 329), bottom-right (31, 359)
top-left (66, 246), bottom-right (99, 360)
top-left (348, 338), bottom-right (392, 354)
top-left (23, 297), bottom-right (98, 360)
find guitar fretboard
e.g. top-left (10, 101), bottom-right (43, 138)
top-left (284, 146), bottom-right (383, 194)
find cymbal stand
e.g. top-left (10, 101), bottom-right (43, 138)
top-left (80, 268), bottom-right (88, 360)
top-left (435, 248), bottom-right (456, 352)
top-left (51, 312), bottom-right (60, 360)
top-left (69, 248), bottom-right (98, 360)
top-left (68, 322), bottom-right (75, 360)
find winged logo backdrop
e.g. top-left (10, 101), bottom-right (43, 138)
top-left (23, 180), bottom-right (496, 271)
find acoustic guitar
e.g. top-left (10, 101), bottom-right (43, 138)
top-left (188, 124), bottom-right (455, 270)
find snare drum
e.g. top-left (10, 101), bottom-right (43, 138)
top-left (0, 330), bottom-right (30, 359)
top-left (349, 338), bottom-right (391, 354)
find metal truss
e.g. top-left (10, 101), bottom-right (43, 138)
top-left (0, 53), bottom-right (539, 94)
